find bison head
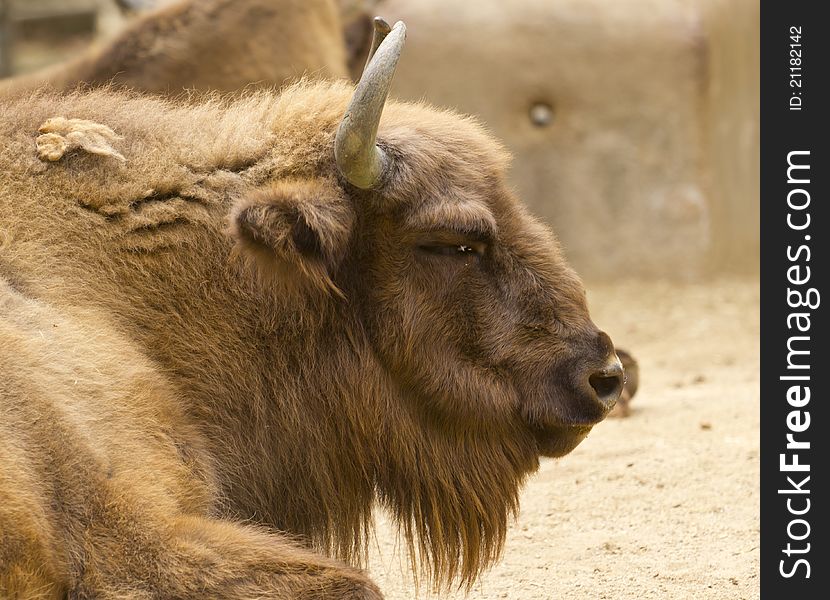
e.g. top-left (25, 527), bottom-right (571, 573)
top-left (231, 18), bottom-right (622, 586)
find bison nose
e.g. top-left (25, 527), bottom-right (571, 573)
top-left (587, 356), bottom-right (625, 411)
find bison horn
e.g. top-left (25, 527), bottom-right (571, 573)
top-left (335, 18), bottom-right (406, 189)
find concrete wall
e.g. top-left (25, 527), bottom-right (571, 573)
top-left (700, 0), bottom-right (759, 273)
top-left (378, 0), bottom-right (759, 279)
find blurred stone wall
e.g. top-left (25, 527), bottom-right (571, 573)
top-left (378, 0), bottom-right (759, 280)
top-left (700, 0), bottom-right (760, 274)
top-left (3, 0), bottom-right (759, 280)
top-left (0, 1), bottom-right (11, 76)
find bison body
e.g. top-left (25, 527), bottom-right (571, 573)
top-left (1, 23), bottom-right (622, 596)
top-left (0, 0), bottom-right (352, 98)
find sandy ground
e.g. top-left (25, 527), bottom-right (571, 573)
top-left (366, 277), bottom-right (760, 599)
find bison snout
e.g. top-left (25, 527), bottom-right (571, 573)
top-left (587, 355), bottom-right (624, 411)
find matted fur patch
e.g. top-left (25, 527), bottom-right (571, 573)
top-left (36, 117), bottom-right (126, 162)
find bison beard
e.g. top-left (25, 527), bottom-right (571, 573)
top-left (375, 419), bottom-right (537, 584)
top-left (0, 20), bottom-right (621, 597)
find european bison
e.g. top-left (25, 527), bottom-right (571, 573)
top-left (0, 0), bottom-right (355, 98)
top-left (0, 20), bottom-right (623, 598)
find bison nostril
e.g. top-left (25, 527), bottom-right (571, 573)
top-left (588, 360), bottom-right (624, 410)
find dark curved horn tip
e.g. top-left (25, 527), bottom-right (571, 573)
top-left (364, 17), bottom-right (395, 70)
top-left (372, 17), bottom-right (392, 35)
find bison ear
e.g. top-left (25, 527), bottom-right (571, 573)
top-left (230, 179), bottom-right (353, 296)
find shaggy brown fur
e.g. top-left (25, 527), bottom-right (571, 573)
top-left (0, 0), bottom-right (352, 99)
top-left (0, 80), bottom-right (620, 597)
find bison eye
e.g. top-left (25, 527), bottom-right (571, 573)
top-left (417, 241), bottom-right (486, 258)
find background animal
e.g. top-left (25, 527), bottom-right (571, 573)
top-left (609, 348), bottom-right (638, 417)
top-left (0, 0), bottom-right (362, 98)
top-left (0, 21), bottom-right (623, 598)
